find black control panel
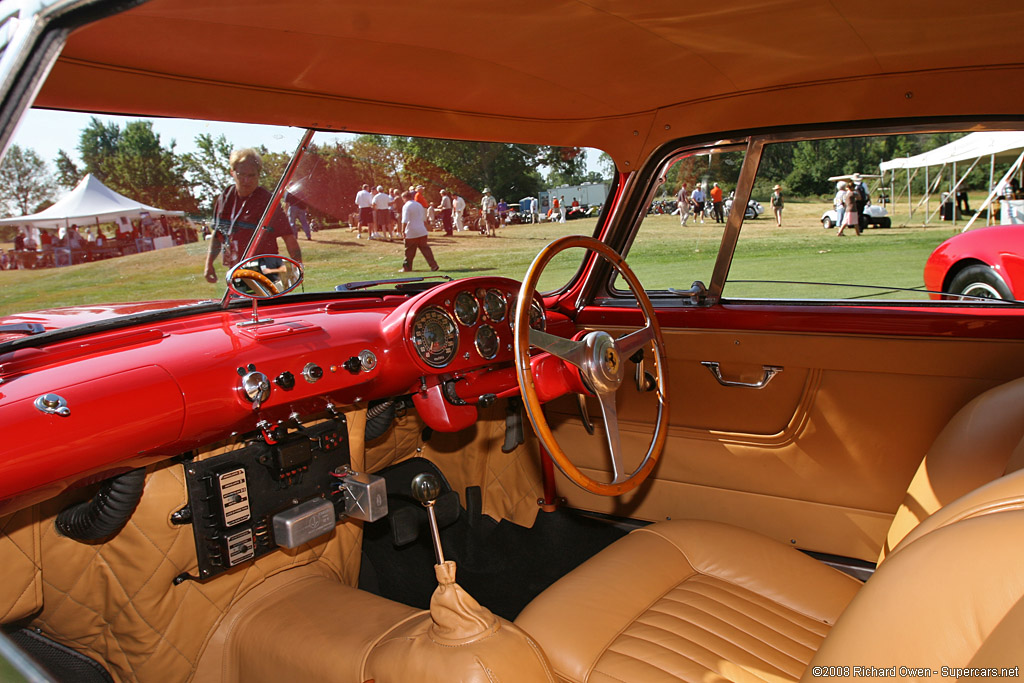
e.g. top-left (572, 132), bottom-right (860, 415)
top-left (181, 418), bottom-right (350, 580)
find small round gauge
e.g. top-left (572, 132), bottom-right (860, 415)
top-left (482, 288), bottom-right (507, 322)
top-left (509, 297), bottom-right (547, 332)
top-left (454, 291), bottom-right (480, 326)
top-left (411, 307), bottom-right (459, 368)
top-left (475, 324), bottom-right (499, 359)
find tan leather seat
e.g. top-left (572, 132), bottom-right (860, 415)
top-left (516, 377), bottom-right (1024, 682)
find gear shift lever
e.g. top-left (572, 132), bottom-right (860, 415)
top-left (411, 473), bottom-right (445, 565)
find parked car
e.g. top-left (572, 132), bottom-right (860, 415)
top-left (821, 203), bottom-right (891, 229)
top-left (1, 2), bottom-right (1024, 683)
top-left (923, 223), bottom-right (1024, 300)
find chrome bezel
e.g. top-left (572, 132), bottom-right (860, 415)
top-left (483, 288), bottom-right (507, 322)
top-left (411, 306), bottom-right (459, 368)
top-left (454, 290), bottom-right (480, 326)
top-left (474, 324), bottom-right (499, 360)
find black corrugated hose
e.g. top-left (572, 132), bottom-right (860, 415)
top-left (364, 399), bottom-right (397, 442)
top-left (55, 468), bottom-right (147, 542)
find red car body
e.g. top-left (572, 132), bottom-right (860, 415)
top-left (924, 224), bottom-right (1024, 300)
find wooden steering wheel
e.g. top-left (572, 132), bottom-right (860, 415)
top-left (231, 268), bottom-right (279, 296)
top-left (513, 235), bottom-right (670, 496)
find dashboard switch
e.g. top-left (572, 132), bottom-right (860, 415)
top-left (302, 363), bottom-right (323, 383)
top-left (342, 357), bottom-right (362, 374)
top-left (274, 371), bottom-right (296, 390)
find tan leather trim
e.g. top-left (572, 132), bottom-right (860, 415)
top-left (806, 511), bottom-right (1024, 675)
top-left (549, 329), bottom-right (1024, 560)
top-left (0, 506), bottom-right (42, 624)
top-left (880, 376), bottom-right (1024, 562)
top-left (517, 521), bottom-right (860, 683)
top-left (27, 405), bottom-right (367, 683)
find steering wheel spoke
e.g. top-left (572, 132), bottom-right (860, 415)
top-left (595, 390), bottom-right (627, 484)
top-left (529, 328), bottom-right (588, 369)
top-left (616, 325), bottom-right (655, 360)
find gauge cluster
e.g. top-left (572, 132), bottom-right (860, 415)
top-left (407, 278), bottom-right (546, 371)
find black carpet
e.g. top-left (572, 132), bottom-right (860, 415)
top-left (359, 458), bottom-right (635, 620)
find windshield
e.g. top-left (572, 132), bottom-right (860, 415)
top-left (0, 113), bottom-right (607, 318)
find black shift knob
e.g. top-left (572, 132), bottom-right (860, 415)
top-left (411, 473), bottom-right (441, 505)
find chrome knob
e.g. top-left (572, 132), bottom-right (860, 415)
top-left (411, 473), bottom-right (441, 505)
top-left (411, 473), bottom-right (445, 565)
top-left (240, 371), bottom-right (271, 411)
top-left (34, 393), bottom-right (70, 416)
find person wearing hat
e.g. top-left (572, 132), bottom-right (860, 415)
top-left (851, 173), bottom-right (870, 233)
top-left (372, 185), bottom-right (393, 241)
top-left (770, 184), bottom-right (784, 227)
top-left (414, 185), bottom-right (428, 209)
top-left (480, 188), bottom-right (498, 236)
top-left (833, 180), bottom-right (848, 231)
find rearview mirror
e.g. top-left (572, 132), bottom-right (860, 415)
top-left (226, 255), bottom-right (303, 299)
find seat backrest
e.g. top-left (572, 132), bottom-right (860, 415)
top-left (879, 376), bottom-right (1024, 562)
top-left (806, 467), bottom-right (1024, 675)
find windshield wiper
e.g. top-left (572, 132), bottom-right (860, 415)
top-left (335, 275), bottom-right (452, 292)
top-left (0, 323), bottom-right (46, 336)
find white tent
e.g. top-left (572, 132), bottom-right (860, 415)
top-left (0, 173), bottom-right (185, 231)
top-left (880, 132), bottom-right (1024, 172)
top-left (879, 132), bottom-right (1024, 230)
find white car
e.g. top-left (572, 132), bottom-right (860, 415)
top-left (821, 203), bottom-right (891, 229)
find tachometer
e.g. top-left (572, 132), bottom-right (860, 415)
top-left (482, 288), bottom-right (507, 322)
top-left (475, 324), bottom-right (499, 359)
top-left (454, 291), bottom-right (480, 326)
top-left (412, 307), bottom-right (459, 367)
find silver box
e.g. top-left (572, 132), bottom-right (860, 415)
top-left (272, 498), bottom-right (336, 548)
top-left (342, 471), bottom-right (388, 522)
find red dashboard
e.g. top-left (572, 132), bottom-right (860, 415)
top-left (0, 276), bottom-right (573, 514)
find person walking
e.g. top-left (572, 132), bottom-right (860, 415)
top-left (676, 183), bottom-right (690, 225)
top-left (770, 184), bottom-right (784, 227)
top-left (400, 190), bottom-right (439, 272)
top-left (690, 184), bottom-right (706, 224)
top-left (833, 181), bottom-right (847, 230)
top-left (558, 195), bottom-right (567, 223)
top-left (836, 184), bottom-right (860, 237)
top-left (481, 188), bottom-right (498, 236)
top-left (203, 148), bottom-right (301, 283)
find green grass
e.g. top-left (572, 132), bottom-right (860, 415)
top-left (0, 201), bottom-right (971, 316)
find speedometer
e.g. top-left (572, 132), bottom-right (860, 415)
top-left (411, 307), bottom-right (459, 368)
top-left (454, 291), bottom-right (480, 326)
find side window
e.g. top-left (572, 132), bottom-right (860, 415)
top-left (725, 131), bottom-right (1023, 303)
top-left (621, 147), bottom-right (746, 291)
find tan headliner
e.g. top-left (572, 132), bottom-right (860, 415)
top-left (34, 0), bottom-right (1024, 167)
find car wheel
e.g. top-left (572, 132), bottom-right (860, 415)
top-left (822, 216), bottom-right (834, 229)
top-left (879, 217), bottom-right (892, 229)
top-left (948, 265), bottom-right (1013, 300)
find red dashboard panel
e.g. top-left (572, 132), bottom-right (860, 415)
top-left (0, 279), bottom-right (576, 512)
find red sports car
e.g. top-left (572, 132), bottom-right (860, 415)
top-left (924, 224), bottom-right (1024, 300)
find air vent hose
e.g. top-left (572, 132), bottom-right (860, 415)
top-left (55, 468), bottom-right (147, 542)
top-left (364, 399), bottom-right (397, 442)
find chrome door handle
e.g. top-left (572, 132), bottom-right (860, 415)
top-left (701, 361), bottom-right (783, 389)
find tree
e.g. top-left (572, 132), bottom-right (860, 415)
top-left (54, 150), bottom-right (82, 189)
top-left (77, 118), bottom-right (197, 212)
top-left (181, 134), bottom-right (233, 210)
top-left (0, 144), bottom-right (56, 217)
